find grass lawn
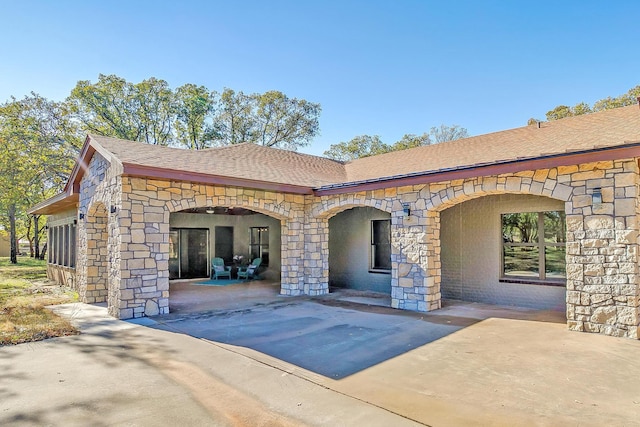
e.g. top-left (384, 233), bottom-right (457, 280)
top-left (0, 257), bottom-right (78, 345)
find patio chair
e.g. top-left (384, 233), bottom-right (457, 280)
top-left (237, 258), bottom-right (262, 280)
top-left (211, 257), bottom-right (232, 280)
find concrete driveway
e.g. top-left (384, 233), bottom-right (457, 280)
top-left (1, 281), bottom-right (640, 426)
top-left (162, 281), bottom-right (564, 380)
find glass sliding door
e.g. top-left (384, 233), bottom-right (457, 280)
top-left (169, 230), bottom-right (180, 279)
top-left (169, 228), bottom-right (210, 279)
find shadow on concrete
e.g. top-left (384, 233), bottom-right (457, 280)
top-left (152, 283), bottom-right (566, 379)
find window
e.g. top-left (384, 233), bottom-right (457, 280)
top-left (63, 224), bottom-right (69, 267)
top-left (69, 224), bottom-right (76, 268)
top-left (47, 222), bottom-right (76, 269)
top-left (371, 219), bottom-right (391, 271)
top-left (249, 227), bottom-right (269, 266)
top-left (502, 211), bottom-right (565, 283)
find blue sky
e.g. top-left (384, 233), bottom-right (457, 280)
top-left (1, 0), bottom-right (639, 156)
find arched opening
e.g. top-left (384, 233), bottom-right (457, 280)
top-left (85, 202), bottom-right (109, 303)
top-left (169, 206), bottom-right (281, 280)
top-left (167, 205), bottom-right (282, 312)
top-left (440, 193), bottom-right (567, 311)
top-left (328, 206), bottom-right (392, 295)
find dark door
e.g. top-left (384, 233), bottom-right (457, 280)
top-left (215, 226), bottom-right (234, 263)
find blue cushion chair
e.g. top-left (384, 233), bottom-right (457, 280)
top-left (237, 258), bottom-right (262, 280)
top-left (211, 257), bottom-right (232, 279)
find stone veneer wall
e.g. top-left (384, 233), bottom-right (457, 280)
top-left (76, 152), bottom-right (123, 317)
top-left (73, 150), bottom-right (639, 339)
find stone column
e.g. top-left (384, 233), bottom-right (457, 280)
top-left (391, 201), bottom-right (440, 312)
top-left (280, 218), bottom-right (305, 296)
top-left (566, 160), bottom-right (640, 339)
top-left (303, 216), bottom-right (329, 296)
top-left (83, 204), bottom-right (109, 304)
top-left (107, 188), bottom-right (123, 318)
top-left (116, 177), bottom-right (169, 319)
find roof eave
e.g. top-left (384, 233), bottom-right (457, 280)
top-left (314, 142), bottom-right (640, 196)
top-left (28, 192), bottom-right (79, 215)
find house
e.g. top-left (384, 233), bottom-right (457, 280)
top-left (0, 231), bottom-right (10, 257)
top-left (30, 104), bottom-right (640, 339)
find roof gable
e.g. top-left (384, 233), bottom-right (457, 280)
top-left (88, 135), bottom-right (347, 189)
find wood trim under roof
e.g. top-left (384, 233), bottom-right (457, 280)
top-left (28, 192), bottom-right (79, 215)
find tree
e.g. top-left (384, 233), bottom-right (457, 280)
top-left (215, 89), bottom-right (321, 150)
top-left (216, 89), bottom-right (258, 146)
top-left (253, 90), bottom-right (321, 150)
top-left (67, 74), bottom-right (175, 145)
top-left (429, 124), bottom-right (469, 143)
top-left (67, 74), bottom-right (140, 141)
top-left (323, 126), bottom-right (467, 161)
top-left (388, 133), bottom-right (431, 151)
top-left (67, 75), bottom-right (322, 151)
top-left (544, 84), bottom-right (640, 122)
top-left (545, 105), bottom-right (573, 121)
top-left (323, 135), bottom-right (390, 161)
top-left (174, 84), bottom-right (217, 150)
top-left (0, 94), bottom-right (79, 263)
top-left (545, 102), bottom-right (592, 121)
top-left (572, 102), bottom-right (592, 116)
top-left (133, 77), bottom-right (175, 145)
top-left (593, 86), bottom-right (640, 112)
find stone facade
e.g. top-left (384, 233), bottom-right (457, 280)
top-left (57, 152), bottom-right (640, 339)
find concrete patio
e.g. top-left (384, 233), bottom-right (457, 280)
top-left (1, 282), bottom-right (639, 426)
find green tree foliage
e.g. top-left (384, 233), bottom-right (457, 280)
top-left (545, 105), bottom-right (572, 121)
top-left (67, 75), bottom-right (321, 151)
top-left (254, 90), bottom-right (321, 150)
top-left (216, 89), bottom-right (259, 146)
top-left (0, 94), bottom-right (80, 262)
top-left (323, 125), bottom-right (467, 161)
top-left (67, 74), bottom-right (174, 145)
top-left (592, 85), bottom-right (640, 111)
top-left (502, 212), bottom-right (538, 243)
top-left (388, 133), bottom-right (431, 151)
top-left (215, 89), bottom-right (321, 150)
top-left (545, 102), bottom-right (592, 121)
top-left (134, 77), bottom-right (174, 145)
top-left (429, 124), bottom-right (469, 143)
top-left (544, 85), bottom-right (639, 122)
top-left (323, 135), bottom-right (390, 161)
top-left (174, 84), bottom-right (218, 150)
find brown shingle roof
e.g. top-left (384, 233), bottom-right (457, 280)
top-left (344, 104), bottom-right (640, 183)
top-left (94, 104), bottom-right (640, 190)
top-left (29, 104), bottom-right (640, 215)
top-left (90, 135), bottom-right (348, 188)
